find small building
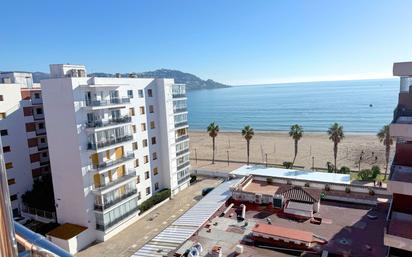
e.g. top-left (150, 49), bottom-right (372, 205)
top-left (46, 223), bottom-right (91, 254)
top-left (251, 223), bottom-right (325, 250)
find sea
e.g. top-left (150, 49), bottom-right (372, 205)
top-left (186, 79), bottom-right (399, 133)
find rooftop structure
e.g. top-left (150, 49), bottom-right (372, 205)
top-left (231, 165), bottom-right (351, 185)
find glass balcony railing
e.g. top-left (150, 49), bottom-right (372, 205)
top-left (86, 116), bottom-right (132, 128)
top-left (95, 205), bottom-right (139, 231)
top-left (175, 135), bottom-right (189, 143)
top-left (85, 98), bottom-right (130, 107)
top-left (87, 135), bottom-right (133, 150)
top-left (177, 161), bottom-right (190, 171)
top-left (93, 170), bottom-right (137, 192)
top-left (94, 189), bottom-right (137, 211)
top-left (174, 121), bottom-right (188, 128)
top-left (90, 153), bottom-right (135, 172)
top-left (176, 148), bottom-right (190, 156)
top-left (174, 107), bottom-right (187, 113)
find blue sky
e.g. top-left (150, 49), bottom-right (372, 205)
top-left (1, 0), bottom-right (412, 85)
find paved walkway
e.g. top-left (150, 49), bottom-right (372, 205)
top-left (76, 178), bottom-right (222, 257)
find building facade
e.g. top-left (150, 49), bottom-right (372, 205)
top-left (41, 64), bottom-right (190, 244)
top-left (0, 72), bottom-right (51, 217)
top-left (385, 62), bottom-right (412, 256)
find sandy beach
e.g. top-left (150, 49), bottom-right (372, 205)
top-left (189, 131), bottom-right (393, 173)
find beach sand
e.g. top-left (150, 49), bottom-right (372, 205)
top-left (189, 131), bottom-right (393, 173)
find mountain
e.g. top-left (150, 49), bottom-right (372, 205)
top-left (31, 69), bottom-right (229, 90)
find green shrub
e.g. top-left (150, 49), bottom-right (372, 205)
top-left (139, 189), bottom-right (171, 213)
top-left (190, 174), bottom-right (197, 184)
top-left (371, 165), bottom-right (380, 180)
top-left (283, 161), bottom-right (293, 169)
top-left (339, 166), bottom-right (351, 174)
top-left (358, 169), bottom-right (372, 181)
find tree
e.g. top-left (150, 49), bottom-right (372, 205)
top-left (283, 161), bottom-right (293, 169)
top-left (327, 123), bottom-right (344, 172)
top-left (377, 125), bottom-right (393, 180)
top-left (241, 125), bottom-right (254, 165)
top-left (21, 174), bottom-right (55, 212)
top-left (289, 124), bottom-right (303, 167)
top-left (339, 166), bottom-right (351, 174)
top-left (207, 122), bottom-right (219, 164)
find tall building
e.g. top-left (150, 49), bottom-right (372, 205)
top-left (41, 64), bottom-right (190, 245)
top-left (0, 72), bottom-right (51, 217)
top-left (385, 61), bottom-right (412, 256)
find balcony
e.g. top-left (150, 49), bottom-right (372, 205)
top-left (176, 148), bottom-right (190, 157)
top-left (31, 97), bottom-right (43, 105)
top-left (95, 205), bottom-right (139, 231)
top-left (93, 170), bottom-right (137, 195)
top-left (87, 135), bottom-right (133, 151)
top-left (89, 153), bottom-right (135, 173)
top-left (172, 93), bottom-right (186, 99)
top-left (86, 116), bottom-right (132, 130)
top-left (177, 161), bottom-right (190, 171)
top-left (37, 143), bottom-right (48, 151)
top-left (33, 113), bottom-right (44, 120)
top-left (178, 174), bottom-right (190, 185)
top-left (36, 128), bottom-right (46, 136)
top-left (175, 135), bottom-right (189, 143)
top-left (384, 206), bottom-right (412, 251)
top-left (174, 121), bottom-right (188, 129)
top-left (85, 98), bottom-right (131, 109)
top-left (174, 107), bottom-right (188, 113)
top-left (388, 165), bottom-right (412, 195)
top-left (94, 189), bottom-right (137, 212)
top-left (391, 116), bottom-right (412, 139)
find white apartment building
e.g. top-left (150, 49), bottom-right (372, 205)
top-left (41, 64), bottom-right (190, 249)
top-left (0, 72), bottom-right (51, 217)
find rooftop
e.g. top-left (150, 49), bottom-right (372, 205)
top-left (231, 165), bottom-right (351, 185)
top-left (46, 223), bottom-right (87, 240)
top-left (252, 223), bottom-right (314, 243)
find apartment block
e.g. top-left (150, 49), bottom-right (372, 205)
top-left (41, 64), bottom-right (190, 248)
top-left (0, 72), bottom-right (51, 217)
top-left (385, 62), bottom-right (412, 256)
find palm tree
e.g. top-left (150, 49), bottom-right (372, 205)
top-left (207, 122), bottom-right (219, 164)
top-left (241, 125), bottom-right (254, 165)
top-left (289, 124), bottom-right (304, 167)
top-left (327, 123), bottom-right (344, 172)
top-left (377, 125), bottom-right (393, 180)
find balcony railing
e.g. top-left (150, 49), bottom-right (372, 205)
top-left (393, 106), bottom-right (412, 123)
top-left (174, 121), bottom-right (188, 128)
top-left (90, 153), bottom-right (135, 172)
top-left (93, 170), bottom-right (137, 192)
top-left (174, 107), bottom-right (187, 113)
top-left (85, 97), bottom-right (130, 107)
top-left (33, 113), bottom-right (44, 120)
top-left (178, 174), bottom-right (190, 185)
top-left (175, 135), bottom-right (189, 143)
top-left (177, 161), bottom-right (190, 171)
top-left (95, 205), bottom-right (139, 231)
top-left (94, 189), bottom-right (137, 211)
top-left (36, 128), bottom-right (46, 136)
top-left (86, 116), bottom-right (132, 129)
top-left (172, 94), bottom-right (186, 99)
top-left (87, 135), bottom-right (133, 150)
top-left (176, 148), bottom-right (190, 156)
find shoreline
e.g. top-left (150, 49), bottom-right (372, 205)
top-left (188, 128), bottom-right (377, 136)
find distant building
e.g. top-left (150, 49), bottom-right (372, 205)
top-left (385, 61), bottom-right (412, 256)
top-left (0, 72), bottom-right (51, 217)
top-left (41, 64), bottom-right (190, 251)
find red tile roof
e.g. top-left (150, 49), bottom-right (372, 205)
top-left (252, 223), bottom-right (314, 243)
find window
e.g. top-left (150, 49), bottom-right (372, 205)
top-left (2, 146), bottom-right (10, 153)
top-left (132, 125), bottom-right (136, 133)
top-left (145, 171), bottom-right (150, 180)
top-left (152, 152), bottom-right (157, 160)
top-left (147, 89), bottom-right (153, 97)
top-left (155, 182), bottom-right (159, 191)
top-left (136, 175), bottom-right (140, 184)
top-left (0, 113), bottom-right (6, 119)
top-left (36, 108), bottom-right (43, 114)
top-left (153, 167), bottom-right (158, 176)
top-left (138, 90), bottom-right (144, 98)
top-left (132, 142), bottom-right (138, 150)
top-left (34, 93), bottom-right (40, 99)
top-left (149, 105), bottom-right (154, 113)
top-left (146, 187), bottom-right (151, 195)
top-left (38, 123), bottom-right (45, 129)
top-left (1, 129), bottom-right (8, 136)
top-left (5, 162), bottom-right (13, 169)
top-left (8, 178), bottom-right (16, 185)
top-left (10, 194), bottom-right (17, 201)
top-left (129, 108), bottom-right (135, 116)
top-left (137, 191), bottom-right (141, 200)
top-left (139, 106), bottom-right (145, 115)
top-left (144, 155), bottom-right (149, 164)
top-left (40, 138), bottom-right (46, 143)
top-left (134, 159), bottom-right (139, 168)
top-left (141, 123), bottom-right (146, 131)
top-left (0, 95), bottom-right (3, 101)
top-left (127, 90), bottom-right (133, 98)
top-left (142, 139), bottom-right (148, 147)
top-left (150, 121), bottom-right (155, 129)
top-left (151, 137), bottom-right (156, 145)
